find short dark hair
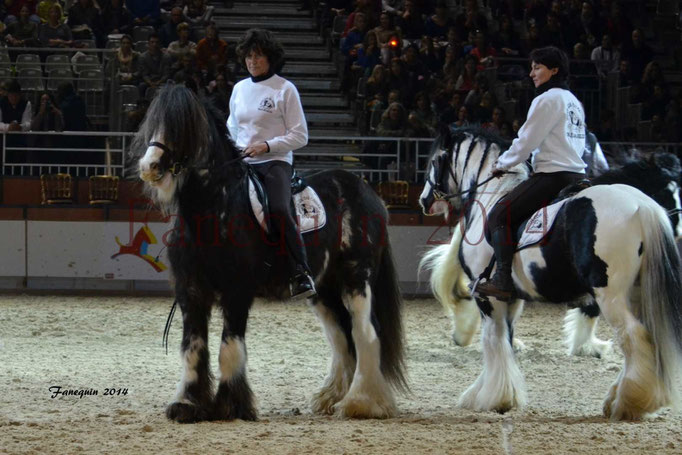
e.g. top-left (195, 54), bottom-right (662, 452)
top-left (530, 46), bottom-right (569, 81)
top-left (236, 28), bottom-right (285, 74)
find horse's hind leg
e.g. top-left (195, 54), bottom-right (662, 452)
top-left (563, 301), bottom-right (612, 358)
top-left (458, 297), bottom-right (527, 413)
top-left (166, 288), bottom-right (214, 423)
top-left (309, 295), bottom-right (356, 415)
top-left (596, 289), bottom-right (666, 420)
top-left (335, 277), bottom-right (397, 418)
top-left (213, 294), bottom-right (257, 421)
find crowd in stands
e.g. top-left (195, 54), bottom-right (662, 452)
top-left (328, 0), bottom-right (681, 143)
top-left (0, 0), bottom-right (236, 137)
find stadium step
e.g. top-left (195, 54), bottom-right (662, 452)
top-left (213, 17), bottom-right (317, 31)
top-left (219, 31), bottom-right (324, 46)
top-left (281, 62), bottom-right (337, 76)
top-left (300, 95), bottom-right (348, 109)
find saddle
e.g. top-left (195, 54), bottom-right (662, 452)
top-left (246, 167), bottom-right (327, 235)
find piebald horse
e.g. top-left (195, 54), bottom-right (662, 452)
top-left (419, 127), bottom-right (682, 420)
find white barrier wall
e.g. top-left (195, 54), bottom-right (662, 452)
top-left (1, 220), bottom-right (453, 291)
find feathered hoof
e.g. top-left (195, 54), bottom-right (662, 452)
top-left (310, 388), bottom-right (343, 415)
top-left (512, 338), bottom-right (526, 352)
top-left (166, 402), bottom-right (211, 423)
top-left (333, 395), bottom-right (396, 419)
top-left (603, 378), bottom-right (664, 421)
top-left (573, 338), bottom-right (612, 358)
top-left (211, 401), bottom-right (258, 422)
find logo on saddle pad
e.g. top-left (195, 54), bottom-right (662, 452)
top-left (517, 199), bottom-right (568, 250)
top-left (248, 176), bottom-right (326, 234)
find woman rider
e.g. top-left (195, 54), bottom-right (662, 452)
top-left (475, 46), bottom-right (588, 301)
top-left (227, 28), bottom-right (315, 299)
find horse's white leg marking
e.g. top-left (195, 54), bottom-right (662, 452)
top-left (218, 336), bottom-right (246, 384)
top-left (563, 307), bottom-right (612, 358)
top-left (174, 335), bottom-right (204, 404)
top-left (335, 282), bottom-right (397, 418)
top-left (309, 303), bottom-right (355, 414)
top-left (597, 288), bottom-right (665, 420)
top-left (458, 299), bottom-right (527, 412)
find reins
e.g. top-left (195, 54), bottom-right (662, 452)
top-left (431, 171), bottom-right (517, 201)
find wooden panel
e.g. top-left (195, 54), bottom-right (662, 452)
top-left (0, 207), bottom-right (24, 220)
top-left (27, 207), bottom-right (105, 221)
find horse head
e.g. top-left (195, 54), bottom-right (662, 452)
top-left (133, 85), bottom-right (234, 205)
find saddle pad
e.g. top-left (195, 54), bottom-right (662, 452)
top-left (517, 199), bottom-right (568, 250)
top-left (248, 177), bottom-right (326, 234)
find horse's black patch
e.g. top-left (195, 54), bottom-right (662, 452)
top-left (580, 301), bottom-right (601, 318)
top-left (638, 242), bottom-right (643, 256)
top-left (528, 198), bottom-right (607, 302)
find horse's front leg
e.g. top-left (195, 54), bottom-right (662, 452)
top-left (212, 293), bottom-right (257, 421)
top-left (458, 297), bottom-right (527, 413)
top-left (166, 286), bottom-right (214, 423)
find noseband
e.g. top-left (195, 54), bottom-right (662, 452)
top-left (426, 149), bottom-right (457, 201)
top-left (148, 141), bottom-right (188, 181)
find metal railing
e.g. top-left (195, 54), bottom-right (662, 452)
top-left (2, 131), bottom-right (681, 182)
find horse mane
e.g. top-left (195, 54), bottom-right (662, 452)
top-left (593, 151), bottom-right (681, 194)
top-left (133, 84), bottom-right (241, 168)
top-left (430, 124), bottom-right (512, 161)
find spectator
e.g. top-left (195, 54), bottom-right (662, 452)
top-left (365, 63), bottom-right (389, 110)
top-left (196, 22), bottom-right (227, 83)
top-left (4, 0), bottom-right (39, 24)
top-left (172, 53), bottom-right (201, 90)
top-left (183, 0), bottom-right (214, 27)
top-left (522, 23), bottom-right (543, 58)
top-left (453, 104), bottom-right (470, 128)
top-left (382, 0), bottom-right (404, 16)
top-left (387, 57), bottom-right (410, 105)
top-left (594, 109), bottom-right (616, 141)
top-left (139, 33), bottom-right (171, 98)
top-left (622, 28), bottom-right (653, 81)
top-left (640, 61), bottom-right (668, 99)
top-left (372, 11), bottom-right (401, 64)
top-left (56, 81), bottom-right (88, 131)
top-left (107, 34), bottom-right (141, 86)
top-left (455, 55), bottom-right (477, 91)
top-left (578, 0), bottom-right (603, 48)
top-left (439, 90), bottom-right (463, 126)
top-left (29, 91), bottom-right (63, 162)
top-left (39, 4), bottom-right (73, 48)
top-left (483, 105), bottom-right (506, 135)
top-left (469, 30), bottom-right (497, 71)
top-left (604, 1), bottom-right (633, 47)
top-left (570, 42), bottom-right (599, 90)
top-left (424, 1), bottom-right (453, 41)
top-left (167, 22), bottom-right (197, 66)
top-left (524, 0), bottom-right (548, 30)
top-left (4, 4), bottom-right (40, 47)
top-left (541, 12), bottom-right (567, 50)
top-left (0, 79), bottom-right (32, 132)
top-left (342, 0), bottom-right (376, 38)
top-left (207, 68), bottom-right (232, 118)
top-left (341, 11), bottom-right (368, 60)
top-left (643, 84), bottom-right (668, 120)
top-left (401, 43), bottom-right (427, 92)
top-left (493, 14), bottom-right (521, 56)
top-left (464, 72), bottom-right (491, 111)
top-left (125, 0), bottom-right (161, 27)
top-left (31, 91), bottom-right (63, 131)
top-left (159, 6), bottom-right (183, 47)
top-left (591, 33), bottom-right (620, 78)
top-left (352, 29), bottom-right (381, 76)
top-left (37, 0), bottom-right (64, 24)
top-left (67, 0), bottom-right (104, 46)
top-left (618, 58), bottom-right (637, 87)
top-left (396, 0), bottom-right (423, 40)
top-left (454, 0), bottom-right (487, 42)
top-left (419, 35), bottom-right (442, 74)
top-left (407, 91), bottom-right (437, 136)
top-left (100, 0), bottom-right (133, 36)
top-left (441, 42), bottom-right (461, 81)
top-left (474, 90), bottom-right (495, 123)
top-left (320, 0), bottom-right (352, 30)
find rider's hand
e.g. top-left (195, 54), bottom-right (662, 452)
top-left (243, 142), bottom-right (269, 157)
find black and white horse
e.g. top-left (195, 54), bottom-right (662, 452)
top-left (418, 127), bottom-right (682, 419)
top-left (136, 85), bottom-right (406, 422)
top-left (421, 145), bottom-right (682, 358)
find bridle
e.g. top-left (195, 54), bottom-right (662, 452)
top-left (425, 147), bottom-right (514, 200)
top-left (147, 140), bottom-right (247, 181)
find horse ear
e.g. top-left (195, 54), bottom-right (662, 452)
top-left (437, 124), bottom-right (454, 151)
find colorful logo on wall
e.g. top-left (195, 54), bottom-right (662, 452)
top-left (111, 226), bottom-right (167, 272)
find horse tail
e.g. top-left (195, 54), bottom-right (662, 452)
top-left (374, 242), bottom-right (408, 393)
top-left (637, 200), bottom-right (682, 406)
top-left (418, 224), bottom-right (469, 318)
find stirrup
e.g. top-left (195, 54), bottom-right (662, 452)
top-left (289, 272), bottom-right (316, 300)
top-left (474, 279), bottom-right (514, 301)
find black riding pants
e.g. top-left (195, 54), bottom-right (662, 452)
top-left (251, 160), bottom-right (310, 275)
top-left (487, 171), bottom-right (585, 242)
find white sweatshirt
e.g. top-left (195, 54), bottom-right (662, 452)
top-left (227, 74), bottom-right (308, 165)
top-left (496, 87), bottom-right (586, 174)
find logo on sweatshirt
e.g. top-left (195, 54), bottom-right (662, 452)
top-left (258, 97), bottom-right (275, 113)
top-left (566, 101), bottom-right (585, 139)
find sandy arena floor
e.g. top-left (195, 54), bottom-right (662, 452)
top-left (1, 295), bottom-right (681, 454)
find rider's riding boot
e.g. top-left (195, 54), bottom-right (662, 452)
top-left (475, 229), bottom-right (516, 301)
top-left (290, 264), bottom-right (316, 299)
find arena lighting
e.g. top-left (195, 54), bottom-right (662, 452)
top-left (389, 39), bottom-right (398, 47)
